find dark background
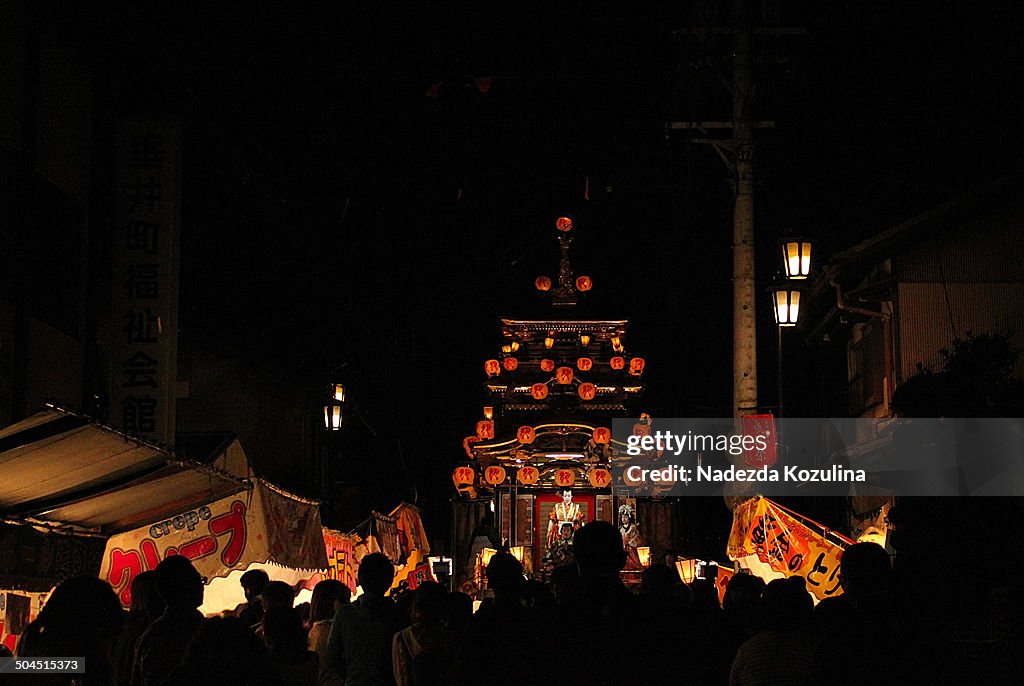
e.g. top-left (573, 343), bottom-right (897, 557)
top-left (41, 2), bottom-right (1024, 537)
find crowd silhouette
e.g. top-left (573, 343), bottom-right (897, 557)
top-left (9, 520), bottom-right (1013, 685)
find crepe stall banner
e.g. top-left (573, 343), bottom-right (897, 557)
top-left (99, 481), bottom-right (325, 607)
top-left (727, 496), bottom-right (850, 602)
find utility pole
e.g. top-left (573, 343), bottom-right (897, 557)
top-left (669, 0), bottom-right (803, 418)
top-left (732, 0), bottom-right (757, 418)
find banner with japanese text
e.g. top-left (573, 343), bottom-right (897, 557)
top-left (99, 481), bottom-right (325, 607)
top-left (727, 496), bottom-right (848, 602)
top-left (322, 529), bottom-right (358, 594)
top-left (110, 119), bottom-right (181, 446)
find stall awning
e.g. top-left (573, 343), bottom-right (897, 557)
top-left (0, 409), bottom-right (247, 534)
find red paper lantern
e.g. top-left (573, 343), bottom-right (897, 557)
top-left (540, 358), bottom-right (555, 372)
top-left (517, 466), bottom-right (539, 486)
top-left (535, 276), bottom-right (552, 291)
top-left (592, 427), bottom-right (611, 444)
top-left (556, 367), bottom-right (574, 385)
top-left (530, 383), bottom-right (549, 400)
top-left (503, 357), bottom-right (519, 372)
top-left (556, 216), bottom-right (574, 232)
top-left (610, 356), bottom-right (625, 370)
top-left (629, 357), bottom-right (645, 376)
top-left (517, 426), bottom-right (536, 444)
top-left (484, 466), bottom-right (507, 486)
top-left (575, 275), bottom-right (592, 292)
top-left (452, 466), bottom-right (475, 487)
top-left (554, 469), bottom-right (576, 487)
top-left (484, 359), bottom-right (501, 377)
top-left (578, 382), bottom-right (596, 401)
top-left (576, 357), bottom-right (593, 371)
top-left (588, 468), bottom-right (611, 488)
top-left (476, 420), bottom-right (495, 440)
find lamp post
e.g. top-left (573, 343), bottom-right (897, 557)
top-left (771, 238), bottom-right (811, 417)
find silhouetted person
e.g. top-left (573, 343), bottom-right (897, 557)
top-left (131, 555), bottom-right (205, 686)
top-left (162, 615), bottom-right (278, 686)
top-left (262, 607), bottom-right (319, 685)
top-left (17, 575), bottom-right (125, 685)
top-left (114, 571), bottom-right (165, 686)
top-left (730, 576), bottom-right (817, 686)
top-left (260, 580), bottom-right (296, 611)
top-left (238, 568), bottom-right (270, 629)
top-left (324, 552), bottom-right (400, 685)
top-left (393, 582), bottom-right (458, 686)
top-left (307, 579), bottom-right (351, 661)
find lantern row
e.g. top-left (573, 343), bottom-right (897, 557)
top-left (484, 357), bottom-right (645, 376)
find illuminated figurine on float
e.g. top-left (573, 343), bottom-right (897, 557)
top-left (546, 489), bottom-right (585, 548)
top-left (541, 522), bottom-right (577, 577)
top-left (618, 503), bottom-right (644, 571)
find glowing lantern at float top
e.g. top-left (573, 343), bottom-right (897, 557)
top-left (517, 466), bottom-right (539, 485)
top-left (503, 357), bottom-right (519, 372)
top-left (540, 359), bottom-right (555, 372)
top-left (530, 383), bottom-right (549, 400)
top-left (610, 356), bottom-right (625, 370)
top-left (629, 357), bottom-right (645, 376)
top-left (484, 359), bottom-right (501, 377)
top-left (484, 466), bottom-right (507, 485)
top-left (535, 275), bottom-right (552, 291)
top-left (476, 419), bottom-right (495, 440)
top-left (575, 275), bottom-right (592, 292)
top-left (544, 336), bottom-right (554, 349)
top-left (517, 426), bottom-right (536, 444)
top-left (578, 382), bottom-right (596, 401)
top-left (556, 367), bottom-right (574, 384)
top-left (577, 357), bottom-right (593, 371)
top-left (592, 427), bottom-right (611, 444)
top-left (556, 216), bottom-right (573, 232)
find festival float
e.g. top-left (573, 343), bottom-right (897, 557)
top-left (452, 216), bottom-right (662, 589)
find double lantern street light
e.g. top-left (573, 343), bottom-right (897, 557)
top-left (771, 239), bottom-right (812, 327)
top-left (323, 383), bottom-right (345, 431)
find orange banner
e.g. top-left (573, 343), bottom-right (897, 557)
top-left (728, 497), bottom-right (846, 602)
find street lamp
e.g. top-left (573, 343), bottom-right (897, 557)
top-left (324, 383), bottom-right (345, 430)
top-left (771, 286), bottom-right (801, 326)
top-left (781, 239), bottom-right (812, 279)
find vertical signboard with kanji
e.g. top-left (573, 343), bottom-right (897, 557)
top-left (111, 120), bottom-right (181, 446)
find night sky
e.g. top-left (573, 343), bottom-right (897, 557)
top-left (58, 2), bottom-right (1024, 522)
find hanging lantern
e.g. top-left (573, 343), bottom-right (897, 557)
top-left (540, 358), bottom-right (555, 372)
top-left (575, 275), bottom-right (593, 292)
top-left (592, 427), bottom-right (611, 444)
top-left (544, 336), bottom-right (554, 349)
top-left (629, 357), bottom-right (645, 376)
top-left (332, 383), bottom-right (346, 402)
top-left (535, 275), bottom-right (552, 291)
top-left (480, 547), bottom-right (497, 567)
top-left (501, 344), bottom-right (512, 354)
top-left (577, 357), bottom-right (593, 371)
top-left (610, 356), bottom-right (625, 370)
top-left (578, 382), bottom-right (596, 400)
top-left (517, 466), bottom-right (539, 486)
top-left (323, 402), bottom-right (343, 431)
top-left (632, 421), bottom-right (651, 437)
top-left (517, 425), bottom-right (536, 444)
top-left (555, 216), bottom-right (574, 232)
top-left (637, 547), bottom-right (652, 567)
top-left (675, 558), bottom-right (700, 584)
top-left (476, 420), bottom-right (495, 440)
top-left (503, 357), bottom-right (519, 371)
top-left (772, 288), bottom-right (801, 326)
top-left (484, 359), bottom-right (501, 377)
top-left (556, 367), bottom-right (574, 384)
top-left (452, 466), bottom-right (475, 487)
top-left (510, 341), bottom-right (520, 352)
top-left (530, 383), bottom-right (549, 400)
top-left (554, 469), bottom-right (576, 487)
top-left (610, 336), bottom-right (623, 353)
top-left (588, 467), bottom-right (612, 488)
top-left (509, 545), bottom-right (526, 563)
top-left (483, 406), bottom-right (493, 420)
top-left (484, 466), bottom-right (507, 486)
top-left (781, 239), bottom-right (812, 279)
top-left (580, 334), bottom-right (591, 346)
